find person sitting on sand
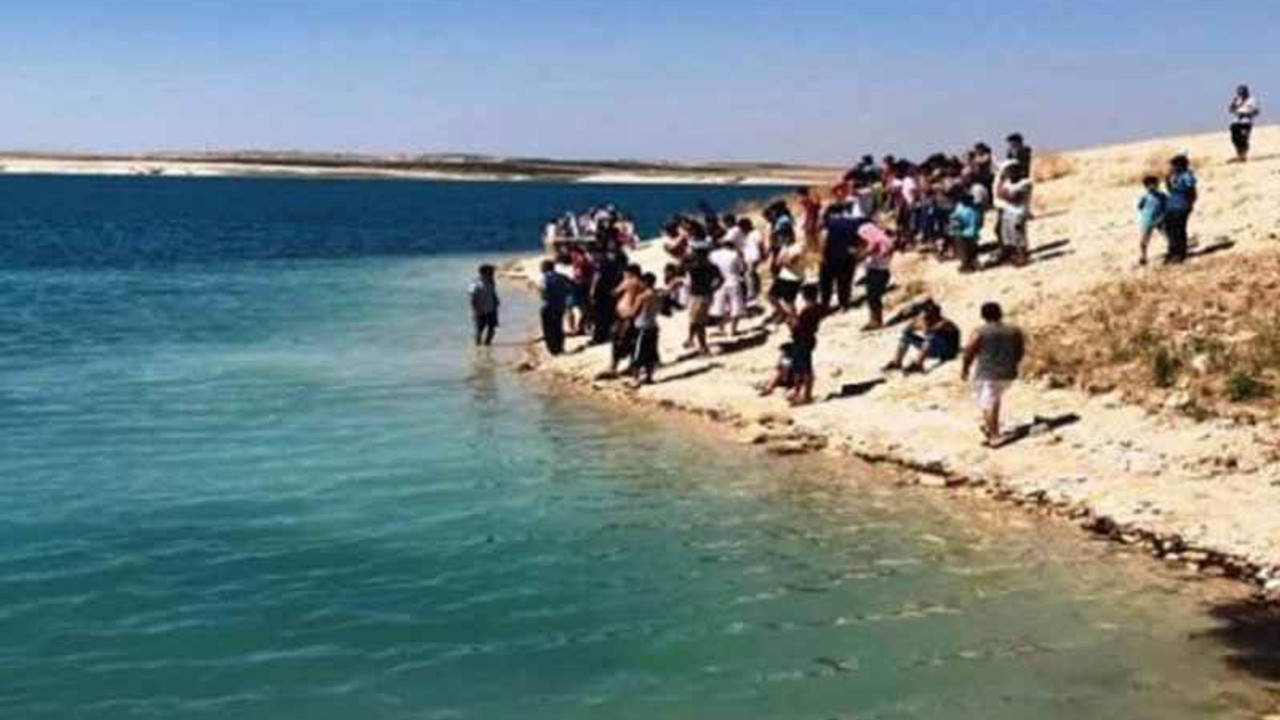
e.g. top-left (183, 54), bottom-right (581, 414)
top-left (469, 264), bottom-right (500, 347)
top-left (629, 273), bottom-right (663, 387)
top-left (609, 264), bottom-right (645, 375)
top-left (785, 284), bottom-right (830, 406)
top-left (962, 301), bottom-right (1026, 447)
top-left (1163, 154), bottom-right (1197, 264)
top-left (684, 247), bottom-right (722, 356)
top-left (883, 299), bottom-right (960, 373)
top-left (1228, 85), bottom-right (1261, 163)
top-left (856, 220), bottom-right (895, 331)
top-left (537, 260), bottom-right (572, 355)
top-left (758, 342), bottom-right (796, 398)
top-left (1136, 175), bottom-right (1167, 267)
top-left (709, 235), bottom-right (747, 336)
top-left (996, 161), bottom-right (1033, 266)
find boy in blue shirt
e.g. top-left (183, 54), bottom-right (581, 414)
top-left (949, 191), bottom-right (982, 273)
top-left (1164, 154), bottom-right (1197, 264)
top-left (1136, 175), bottom-right (1166, 267)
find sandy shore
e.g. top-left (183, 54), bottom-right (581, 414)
top-left (0, 153), bottom-right (832, 186)
top-left (512, 126), bottom-right (1280, 597)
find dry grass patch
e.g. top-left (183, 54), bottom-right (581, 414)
top-left (1026, 250), bottom-right (1280, 421)
top-left (1032, 152), bottom-right (1076, 183)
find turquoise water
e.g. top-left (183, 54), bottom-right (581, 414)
top-left (0, 176), bottom-right (1272, 719)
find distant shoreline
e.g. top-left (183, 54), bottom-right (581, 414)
top-left (0, 151), bottom-right (835, 186)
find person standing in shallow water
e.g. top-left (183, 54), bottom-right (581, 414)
top-left (1228, 85), bottom-right (1261, 163)
top-left (538, 259), bottom-right (572, 355)
top-left (469, 264), bottom-right (500, 346)
top-left (962, 302), bottom-right (1026, 447)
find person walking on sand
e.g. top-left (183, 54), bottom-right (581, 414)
top-left (469, 264), bottom-right (500, 347)
top-left (1228, 85), bottom-right (1261, 163)
top-left (1163, 154), bottom-right (1198, 264)
top-left (537, 259), bottom-right (572, 355)
top-left (962, 302), bottom-right (1026, 447)
top-left (1136, 175), bottom-right (1167, 267)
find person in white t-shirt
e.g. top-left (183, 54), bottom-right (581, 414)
top-left (709, 236), bottom-right (747, 336)
top-left (739, 218), bottom-right (765, 301)
top-left (1229, 84), bottom-right (1261, 163)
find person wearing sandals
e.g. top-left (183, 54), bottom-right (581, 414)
top-left (962, 302), bottom-right (1025, 447)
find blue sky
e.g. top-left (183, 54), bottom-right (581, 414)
top-left (1, 1), bottom-right (1276, 163)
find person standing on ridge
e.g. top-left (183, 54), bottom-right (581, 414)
top-left (1228, 85), bottom-right (1261, 163)
top-left (1164, 154), bottom-right (1198, 264)
top-left (469, 264), bottom-right (500, 347)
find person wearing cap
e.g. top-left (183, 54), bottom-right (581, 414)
top-left (1228, 85), bottom-right (1261, 163)
top-left (1164, 154), bottom-right (1198, 264)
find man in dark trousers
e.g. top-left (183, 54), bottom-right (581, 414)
top-left (538, 259), bottom-right (572, 355)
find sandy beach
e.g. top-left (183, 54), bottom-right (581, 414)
top-left (513, 126), bottom-right (1280, 595)
top-left (0, 152), bottom-right (834, 186)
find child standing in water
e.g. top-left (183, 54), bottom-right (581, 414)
top-left (469, 264), bottom-right (500, 346)
top-left (1136, 175), bottom-right (1167, 267)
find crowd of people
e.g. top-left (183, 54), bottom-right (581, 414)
top-left (470, 85), bottom-right (1258, 446)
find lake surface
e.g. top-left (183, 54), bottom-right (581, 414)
top-left (0, 175), bottom-right (1272, 719)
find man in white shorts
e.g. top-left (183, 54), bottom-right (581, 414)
top-left (962, 301), bottom-right (1026, 446)
top-left (709, 235), bottom-right (747, 336)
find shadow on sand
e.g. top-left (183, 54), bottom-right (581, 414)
top-left (824, 378), bottom-right (887, 402)
top-left (655, 362), bottom-right (723, 385)
top-left (989, 412), bottom-right (1082, 449)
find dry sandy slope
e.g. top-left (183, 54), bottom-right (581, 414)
top-left (514, 126), bottom-right (1280, 586)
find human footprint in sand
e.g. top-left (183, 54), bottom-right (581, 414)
top-left (962, 302), bottom-right (1025, 446)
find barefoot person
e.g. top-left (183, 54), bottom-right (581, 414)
top-left (1228, 85), bottom-right (1261, 163)
top-left (469, 264), bottom-right (500, 347)
top-left (996, 161), bottom-right (1033, 266)
top-left (962, 302), bottom-right (1026, 446)
top-left (709, 234), bottom-right (747, 336)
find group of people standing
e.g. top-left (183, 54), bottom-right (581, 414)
top-left (470, 84), bottom-right (1258, 444)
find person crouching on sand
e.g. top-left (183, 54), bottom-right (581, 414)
top-left (758, 342), bottom-right (796, 398)
top-left (469, 264), bottom-right (500, 347)
top-left (785, 284), bottom-right (830, 406)
top-left (1136, 175), bottom-right (1167, 268)
top-left (629, 272), bottom-right (663, 387)
top-left (962, 302), bottom-right (1026, 447)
